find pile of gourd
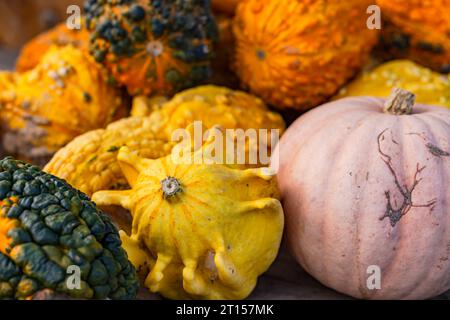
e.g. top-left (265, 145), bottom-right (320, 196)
top-left (1, 0), bottom-right (450, 300)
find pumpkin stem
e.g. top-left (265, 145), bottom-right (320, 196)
top-left (161, 177), bottom-right (182, 198)
top-left (383, 88), bottom-right (415, 115)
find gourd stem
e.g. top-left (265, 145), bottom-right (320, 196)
top-left (383, 88), bottom-right (415, 115)
top-left (161, 177), bottom-right (182, 198)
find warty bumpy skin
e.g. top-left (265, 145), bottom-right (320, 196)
top-left (0, 157), bottom-right (139, 300)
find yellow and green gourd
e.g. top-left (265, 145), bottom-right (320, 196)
top-left (0, 158), bottom-right (139, 300)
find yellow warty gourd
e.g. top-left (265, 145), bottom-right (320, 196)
top-left (44, 116), bottom-right (173, 197)
top-left (151, 85), bottom-right (285, 137)
top-left (92, 142), bottom-right (284, 300)
top-left (45, 85), bottom-right (285, 197)
top-left (336, 60), bottom-right (450, 109)
top-left (0, 45), bottom-right (126, 166)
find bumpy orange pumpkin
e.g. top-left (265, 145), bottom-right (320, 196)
top-left (377, 0), bottom-right (450, 73)
top-left (273, 89), bottom-right (450, 299)
top-left (0, 46), bottom-right (126, 166)
top-left (16, 22), bottom-right (90, 73)
top-left (233, 0), bottom-right (379, 111)
top-left (85, 0), bottom-right (218, 96)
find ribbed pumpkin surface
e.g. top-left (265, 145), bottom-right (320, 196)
top-left (233, 0), bottom-right (379, 110)
top-left (274, 95), bottom-right (450, 299)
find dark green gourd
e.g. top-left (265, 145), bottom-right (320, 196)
top-left (0, 157), bottom-right (139, 300)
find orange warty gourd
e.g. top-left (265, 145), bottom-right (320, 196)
top-left (0, 46), bottom-right (126, 166)
top-left (377, 0), bottom-right (450, 73)
top-left (16, 22), bottom-right (90, 73)
top-left (233, 0), bottom-right (379, 111)
top-left (85, 0), bottom-right (218, 96)
top-left (273, 89), bottom-right (450, 299)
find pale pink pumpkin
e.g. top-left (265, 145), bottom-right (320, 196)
top-left (272, 89), bottom-right (450, 299)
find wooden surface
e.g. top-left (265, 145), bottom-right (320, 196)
top-left (135, 244), bottom-right (450, 300)
top-left (249, 247), bottom-right (351, 300)
top-left (254, 247), bottom-right (450, 300)
top-left (1, 49), bottom-right (449, 301)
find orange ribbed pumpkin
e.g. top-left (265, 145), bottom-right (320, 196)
top-left (273, 89), bottom-right (450, 299)
top-left (377, 0), bottom-right (450, 73)
top-left (233, 0), bottom-right (379, 111)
